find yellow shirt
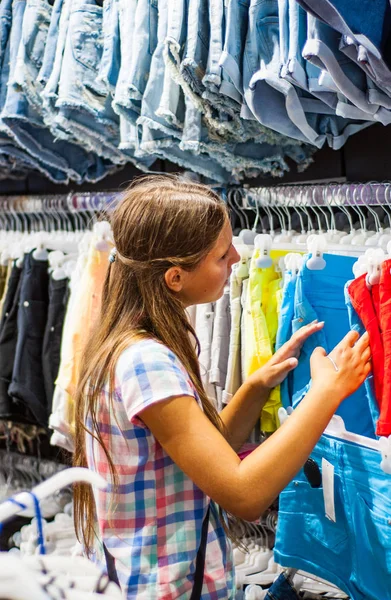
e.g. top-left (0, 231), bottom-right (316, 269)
top-left (244, 250), bottom-right (286, 432)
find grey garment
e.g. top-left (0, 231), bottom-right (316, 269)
top-left (209, 285), bottom-right (231, 389)
top-left (195, 302), bottom-right (217, 406)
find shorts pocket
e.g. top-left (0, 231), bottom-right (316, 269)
top-left (352, 494), bottom-right (391, 600)
top-left (70, 7), bottom-right (104, 73)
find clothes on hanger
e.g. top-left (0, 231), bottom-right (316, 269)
top-left (4, 0), bottom-right (391, 182)
top-left (275, 432), bottom-right (391, 600)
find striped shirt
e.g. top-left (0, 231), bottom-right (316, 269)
top-left (86, 339), bottom-right (235, 599)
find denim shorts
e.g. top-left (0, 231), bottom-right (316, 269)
top-left (54, 0), bottom-right (125, 165)
top-left (0, 0), bottom-right (71, 182)
top-left (8, 0), bottom-right (120, 182)
top-left (112, 0), bottom-right (138, 123)
top-left (290, 254), bottom-right (375, 438)
top-left (114, 0), bottom-right (158, 127)
top-left (138, 0), bottom-right (185, 140)
top-left (296, 0), bottom-right (391, 95)
top-left (220, 0), bottom-right (249, 99)
top-left (96, 0), bottom-right (120, 95)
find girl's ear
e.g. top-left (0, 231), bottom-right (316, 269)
top-left (164, 267), bottom-right (186, 293)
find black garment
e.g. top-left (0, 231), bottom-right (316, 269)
top-left (8, 252), bottom-right (49, 427)
top-left (0, 262), bottom-right (26, 420)
top-left (42, 276), bottom-right (69, 414)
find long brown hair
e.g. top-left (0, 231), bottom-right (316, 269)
top-left (73, 175), bottom-right (232, 553)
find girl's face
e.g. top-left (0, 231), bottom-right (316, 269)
top-left (177, 220), bottom-right (240, 307)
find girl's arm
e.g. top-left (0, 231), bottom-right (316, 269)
top-left (140, 331), bottom-right (370, 521)
top-left (219, 321), bottom-right (324, 451)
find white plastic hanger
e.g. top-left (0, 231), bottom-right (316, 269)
top-left (0, 468), bottom-right (107, 524)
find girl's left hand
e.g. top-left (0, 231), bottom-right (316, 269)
top-left (247, 320), bottom-right (325, 391)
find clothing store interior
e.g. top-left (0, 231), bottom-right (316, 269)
top-left (1, 0), bottom-right (391, 599)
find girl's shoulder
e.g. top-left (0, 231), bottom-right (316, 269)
top-left (116, 338), bottom-right (189, 383)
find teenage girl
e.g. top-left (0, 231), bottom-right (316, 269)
top-left (74, 175), bottom-right (371, 599)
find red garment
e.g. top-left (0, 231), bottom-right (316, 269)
top-left (371, 282), bottom-right (381, 324)
top-left (348, 275), bottom-right (384, 432)
top-left (378, 260), bottom-right (391, 436)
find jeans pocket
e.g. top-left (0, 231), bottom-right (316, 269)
top-left (70, 7), bottom-right (104, 73)
top-left (22, 2), bottom-right (50, 68)
top-left (352, 494), bottom-right (391, 600)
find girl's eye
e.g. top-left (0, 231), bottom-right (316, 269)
top-left (221, 252), bottom-right (228, 260)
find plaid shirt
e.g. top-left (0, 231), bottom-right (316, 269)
top-left (86, 339), bottom-right (235, 599)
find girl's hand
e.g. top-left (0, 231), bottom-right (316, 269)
top-left (310, 330), bottom-right (371, 406)
top-left (247, 320), bottom-right (325, 391)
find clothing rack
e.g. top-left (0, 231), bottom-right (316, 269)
top-left (0, 192), bottom-right (119, 215)
top-left (238, 182), bottom-right (391, 208)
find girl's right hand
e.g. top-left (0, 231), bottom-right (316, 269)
top-left (310, 330), bottom-right (371, 407)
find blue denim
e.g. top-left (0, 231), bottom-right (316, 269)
top-left (115, 0), bottom-right (158, 118)
top-left (138, 0), bottom-right (185, 139)
top-left (220, 0), bottom-right (249, 98)
top-left (37, 0), bottom-right (63, 88)
top-left (243, 0), bottom-right (372, 149)
top-left (180, 93), bottom-right (301, 179)
top-left (290, 254), bottom-right (375, 438)
top-left (275, 434), bottom-right (391, 600)
top-left (4, 0), bottom-right (118, 183)
top-left (203, 0), bottom-right (224, 91)
top-left (283, 1), bottom-right (339, 112)
top-left (96, 0), bottom-right (120, 95)
top-left (139, 120), bottom-right (232, 183)
top-left (276, 269), bottom-right (297, 409)
top-left (0, 1), bottom-right (43, 178)
top-left (53, 0), bottom-right (127, 164)
top-left (296, 0), bottom-right (391, 60)
top-left (180, 0), bottom-right (209, 99)
top-left (40, 0), bottom-right (71, 130)
top-left (0, 0), bottom-right (70, 182)
top-left (296, 0), bottom-right (391, 94)
top-left (112, 0), bottom-right (139, 125)
top-left (344, 282), bottom-right (380, 435)
top-left (303, 13), bottom-right (391, 125)
top-left (264, 573), bottom-right (300, 600)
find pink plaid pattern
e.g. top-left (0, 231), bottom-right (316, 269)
top-left (86, 339), bottom-right (235, 599)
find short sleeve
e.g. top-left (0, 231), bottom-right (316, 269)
top-left (116, 340), bottom-right (198, 425)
